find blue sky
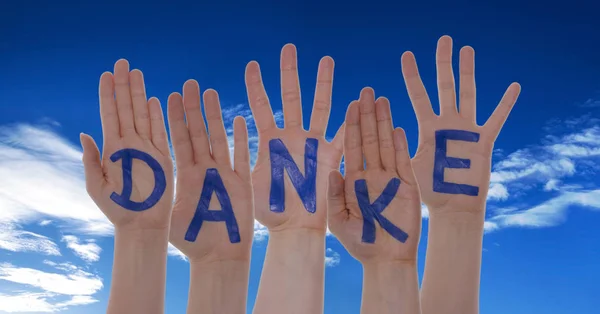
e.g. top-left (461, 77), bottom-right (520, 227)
top-left (0, 1), bottom-right (599, 313)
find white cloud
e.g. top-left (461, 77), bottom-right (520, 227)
top-left (0, 124), bottom-right (111, 235)
top-left (0, 222), bottom-right (60, 256)
top-left (487, 189), bottom-right (600, 231)
top-left (0, 261), bottom-right (103, 312)
top-left (39, 220), bottom-right (53, 226)
top-left (544, 179), bottom-right (560, 191)
top-left (488, 183), bottom-right (509, 201)
top-left (484, 117), bottom-right (600, 232)
top-left (325, 248), bottom-right (340, 267)
top-left (61, 235), bottom-right (101, 263)
top-left (0, 263), bottom-right (103, 296)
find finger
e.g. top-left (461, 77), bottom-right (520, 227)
top-left (129, 69), bottom-right (151, 139)
top-left (99, 72), bottom-right (120, 144)
top-left (393, 128), bottom-right (416, 185)
top-left (359, 87), bottom-right (382, 170)
top-left (343, 101), bottom-right (363, 173)
top-left (148, 97), bottom-right (169, 156)
top-left (113, 59), bottom-right (136, 136)
top-left (483, 82), bottom-right (521, 139)
top-left (203, 89), bottom-right (231, 167)
top-left (459, 46), bottom-right (476, 122)
top-left (327, 170), bottom-right (347, 234)
top-left (233, 116), bottom-right (251, 182)
top-left (436, 35), bottom-right (458, 116)
top-left (401, 52), bottom-right (435, 122)
top-left (309, 56), bottom-right (334, 135)
top-left (80, 133), bottom-right (105, 197)
top-left (167, 92), bottom-right (194, 169)
top-left (183, 80), bottom-right (210, 163)
top-left (280, 44), bottom-right (303, 129)
top-left (245, 61), bottom-right (276, 133)
top-left (375, 97), bottom-right (395, 170)
top-left (330, 122), bottom-right (345, 155)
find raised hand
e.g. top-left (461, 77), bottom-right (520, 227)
top-left (245, 44), bottom-right (344, 232)
top-left (80, 59), bottom-right (174, 314)
top-left (81, 59), bottom-right (174, 230)
top-left (328, 88), bottom-right (422, 314)
top-left (404, 35), bottom-right (522, 314)
top-left (327, 88), bottom-right (421, 263)
top-left (401, 35), bottom-right (521, 215)
top-left (247, 44), bottom-right (343, 314)
top-left (167, 80), bottom-right (254, 263)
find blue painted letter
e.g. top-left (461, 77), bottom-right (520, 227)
top-left (433, 130), bottom-right (480, 196)
top-left (110, 148), bottom-right (166, 211)
top-left (355, 178), bottom-right (409, 244)
top-left (185, 168), bottom-right (240, 243)
top-left (269, 138), bottom-right (318, 213)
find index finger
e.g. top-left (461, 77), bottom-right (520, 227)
top-left (245, 61), bottom-right (276, 134)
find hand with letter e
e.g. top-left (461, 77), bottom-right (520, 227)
top-left (80, 59), bottom-right (174, 314)
top-left (327, 88), bottom-right (422, 314)
top-left (166, 80), bottom-right (254, 314)
top-left (246, 44), bottom-right (344, 314)
top-left (401, 35), bottom-right (521, 314)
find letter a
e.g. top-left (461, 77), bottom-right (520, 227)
top-left (185, 168), bottom-right (241, 243)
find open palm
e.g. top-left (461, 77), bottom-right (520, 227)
top-left (244, 44), bottom-right (344, 232)
top-left (328, 88), bottom-right (421, 263)
top-left (401, 36), bottom-right (521, 214)
top-left (167, 81), bottom-right (254, 262)
top-left (81, 59), bottom-right (174, 230)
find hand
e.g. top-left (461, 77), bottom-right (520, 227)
top-left (327, 88), bottom-right (421, 263)
top-left (81, 59), bottom-right (174, 231)
top-left (244, 44), bottom-right (344, 232)
top-left (167, 80), bottom-right (254, 262)
top-left (401, 35), bottom-right (521, 214)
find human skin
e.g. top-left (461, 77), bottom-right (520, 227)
top-left (245, 44), bottom-right (344, 314)
top-left (80, 59), bottom-right (175, 314)
top-left (327, 88), bottom-right (422, 314)
top-left (166, 80), bottom-right (254, 314)
top-left (401, 35), bottom-right (521, 314)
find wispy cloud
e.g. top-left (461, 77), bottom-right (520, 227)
top-left (0, 261), bottom-right (102, 312)
top-left (0, 222), bottom-right (60, 256)
top-left (325, 248), bottom-right (341, 267)
top-left (485, 114), bottom-right (600, 232)
top-left (61, 235), bottom-right (101, 263)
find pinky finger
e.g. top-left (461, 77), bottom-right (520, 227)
top-left (233, 116), bottom-right (251, 182)
top-left (483, 83), bottom-right (521, 139)
top-left (393, 128), bottom-right (416, 185)
top-left (148, 97), bottom-right (170, 156)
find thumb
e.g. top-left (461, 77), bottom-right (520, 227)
top-left (80, 133), bottom-right (105, 198)
top-left (327, 170), bottom-right (347, 234)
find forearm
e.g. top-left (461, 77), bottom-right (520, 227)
top-left (253, 228), bottom-right (326, 314)
top-left (421, 211), bottom-right (485, 314)
top-left (107, 227), bottom-right (170, 314)
top-left (361, 261), bottom-right (421, 314)
top-left (186, 260), bottom-right (249, 314)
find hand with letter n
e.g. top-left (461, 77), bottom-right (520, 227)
top-left (166, 80), bottom-right (254, 314)
top-left (80, 59), bottom-right (174, 314)
top-left (245, 44), bottom-right (344, 314)
top-left (327, 88), bottom-right (422, 314)
top-left (401, 35), bottom-right (521, 314)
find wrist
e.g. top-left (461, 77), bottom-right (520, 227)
top-left (114, 226), bottom-right (170, 245)
top-left (428, 209), bottom-right (485, 231)
top-left (362, 259), bottom-right (417, 272)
